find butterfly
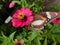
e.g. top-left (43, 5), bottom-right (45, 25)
top-left (31, 12), bottom-right (60, 31)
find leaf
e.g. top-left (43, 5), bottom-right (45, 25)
top-left (0, 4), bottom-right (3, 9)
top-left (9, 31), bottom-right (16, 40)
top-left (43, 38), bottom-right (47, 45)
top-left (35, 37), bottom-right (41, 45)
top-left (1, 32), bottom-right (7, 38)
top-left (53, 34), bottom-right (60, 43)
top-left (13, 1), bottom-right (21, 5)
top-left (52, 42), bottom-right (57, 45)
top-left (1, 38), bottom-right (8, 45)
top-left (53, 6), bottom-right (60, 11)
top-left (45, 24), bottom-right (53, 30)
top-left (0, 32), bottom-right (15, 45)
top-left (29, 3), bottom-right (35, 8)
top-left (0, 36), bottom-right (4, 42)
top-left (30, 24), bottom-right (34, 31)
top-left (28, 31), bottom-right (37, 41)
top-left (17, 35), bottom-right (23, 40)
top-left (52, 36), bottom-right (57, 43)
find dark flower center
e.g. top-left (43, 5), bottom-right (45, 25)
top-left (18, 13), bottom-right (25, 20)
top-left (18, 13), bottom-right (28, 22)
top-left (22, 16), bottom-right (27, 22)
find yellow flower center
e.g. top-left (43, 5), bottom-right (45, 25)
top-left (18, 13), bottom-right (25, 20)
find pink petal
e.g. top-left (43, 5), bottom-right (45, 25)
top-left (13, 13), bottom-right (18, 18)
top-left (20, 8), bottom-right (25, 13)
top-left (53, 19), bottom-right (60, 24)
top-left (25, 8), bottom-right (32, 17)
top-left (20, 22), bottom-right (25, 27)
top-left (13, 10), bottom-right (22, 18)
top-left (57, 12), bottom-right (60, 15)
top-left (25, 16), bottom-right (34, 26)
top-left (11, 8), bottom-right (33, 27)
top-left (11, 19), bottom-right (22, 27)
top-left (9, 1), bottom-right (15, 8)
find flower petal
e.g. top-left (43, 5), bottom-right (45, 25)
top-left (11, 19), bottom-right (22, 27)
top-left (20, 8), bottom-right (25, 13)
top-left (25, 16), bottom-right (34, 26)
top-left (13, 10), bottom-right (22, 18)
top-left (20, 22), bottom-right (25, 27)
top-left (53, 19), bottom-right (60, 24)
top-left (25, 8), bottom-right (32, 17)
top-left (9, 1), bottom-right (15, 8)
top-left (57, 12), bottom-right (60, 14)
top-left (11, 8), bottom-right (34, 27)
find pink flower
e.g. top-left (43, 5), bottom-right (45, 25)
top-left (52, 12), bottom-right (60, 24)
top-left (11, 8), bottom-right (34, 28)
top-left (9, 1), bottom-right (15, 8)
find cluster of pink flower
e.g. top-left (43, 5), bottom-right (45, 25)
top-left (9, 1), bottom-right (60, 28)
top-left (9, 2), bottom-right (34, 28)
top-left (8, 1), bottom-right (60, 45)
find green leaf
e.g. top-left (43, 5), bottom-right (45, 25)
top-left (45, 24), bottom-right (53, 30)
top-left (29, 3), bottom-right (35, 8)
top-left (1, 32), bottom-right (7, 38)
top-left (17, 35), bottom-right (23, 40)
top-left (35, 37), bottom-right (41, 45)
top-left (52, 36), bottom-right (57, 45)
top-left (53, 6), bottom-right (60, 11)
top-left (9, 31), bottom-right (16, 40)
top-left (0, 4), bottom-right (3, 9)
top-left (43, 38), bottom-right (47, 45)
top-left (52, 42), bottom-right (57, 45)
top-left (0, 36), bottom-right (4, 42)
top-left (53, 34), bottom-right (60, 43)
top-left (28, 31), bottom-right (37, 41)
top-left (13, 1), bottom-right (21, 5)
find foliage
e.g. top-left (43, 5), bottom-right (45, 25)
top-left (0, 0), bottom-right (60, 45)
top-left (16, 24), bottom-right (60, 45)
top-left (0, 24), bottom-right (60, 45)
top-left (12, 0), bottom-right (45, 13)
top-left (53, 6), bottom-right (60, 11)
top-left (0, 31), bottom-right (16, 45)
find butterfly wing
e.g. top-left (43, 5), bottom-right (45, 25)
top-left (31, 12), bottom-right (58, 31)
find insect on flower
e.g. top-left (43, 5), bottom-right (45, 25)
top-left (31, 12), bottom-right (60, 31)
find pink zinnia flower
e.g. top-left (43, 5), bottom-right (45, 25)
top-left (9, 1), bottom-right (15, 8)
top-left (52, 12), bottom-right (60, 24)
top-left (11, 8), bottom-right (34, 28)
